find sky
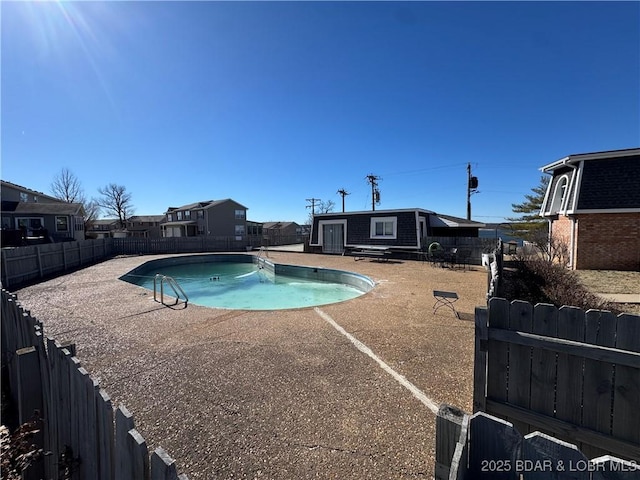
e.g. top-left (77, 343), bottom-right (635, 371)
top-left (2, 1), bottom-right (639, 226)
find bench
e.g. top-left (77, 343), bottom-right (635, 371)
top-left (433, 290), bottom-right (460, 319)
top-left (353, 249), bottom-right (390, 261)
top-left (345, 246), bottom-right (391, 262)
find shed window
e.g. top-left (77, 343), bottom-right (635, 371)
top-left (370, 217), bottom-right (397, 239)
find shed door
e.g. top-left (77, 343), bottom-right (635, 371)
top-left (322, 223), bottom-right (344, 254)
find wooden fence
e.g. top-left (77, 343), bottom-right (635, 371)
top-left (474, 298), bottom-right (640, 462)
top-left (0, 237), bottom-right (254, 288)
top-left (1, 238), bottom-right (113, 288)
top-left (435, 405), bottom-right (639, 480)
top-left (1, 289), bottom-right (189, 480)
top-left (110, 236), bottom-right (251, 255)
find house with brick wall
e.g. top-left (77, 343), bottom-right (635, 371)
top-left (540, 147), bottom-right (640, 270)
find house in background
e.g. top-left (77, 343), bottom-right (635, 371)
top-left (85, 219), bottom-right (120, 239)
top-left (309, 208), bottom-right (484, 254)
top-left (126, 215), bottom-right (165, 238)
top-left (262, 221), bottom-right (305, 246)
top-left (540, 147), bottom-right (640, 270)
top-left (161, 199), bottom-right (248, 240)
top-left (1, 180), bottom-right (85, 245)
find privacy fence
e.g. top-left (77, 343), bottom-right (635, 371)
top-left (1, 237), bottom-right (254, 288)
top-left (436, 298), bottom-right (640, 478)
top-left (1, 238), bottom-right (114, 288)
top-left (1, 289), bottom-right (189, 480)
top-left (435, 405), bottom-right (638, 480)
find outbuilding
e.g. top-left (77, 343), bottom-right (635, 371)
top-left (309, 208), bottom-right (484, 255)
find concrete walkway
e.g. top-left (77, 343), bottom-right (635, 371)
top-left (597, 293), bottom-right (640, 304)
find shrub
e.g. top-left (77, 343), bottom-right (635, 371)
top-left (503, 257), bottom-right (618, 313)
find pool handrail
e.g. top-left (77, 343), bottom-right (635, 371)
top-left (153, 273), bottom-right (189, 307)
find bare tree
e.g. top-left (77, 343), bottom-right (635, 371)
top-left (50, 168), bottom-right (85, 204)
top-left (306, 199), bottom-right (335, 225)
top-left (50, 168), bottom-right (101, 237)
top-left (82, 198), bottom-right (102, 235)
top-left (97, 184), bottom-right (134, 229)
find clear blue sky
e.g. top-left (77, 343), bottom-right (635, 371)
top-left (2, 1), bottom-right (639, 225)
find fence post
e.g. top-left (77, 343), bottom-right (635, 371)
top-left (151, 447), bottom-right (179, 480)
top-left (126, 429), bottom-right (150, 480)
top-left (468, 412), bottom-right (521, 480)
top-left (15, 346), bottom-right (45, 480)
top-left (62, 241), bottom-right (68, 270)
top-left (96, 390), bottom-right (115, 480)
top-left (115, 405), bottom-right (136, 479)
top-left (435, 404), bottom-right (467, 480)
top-left (473, 306), bottom-right (488, 413)
top-left (36, 245), bottom-right (43, 278)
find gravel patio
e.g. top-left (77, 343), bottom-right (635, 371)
top-left (14, 251), bottom-right (488, 479)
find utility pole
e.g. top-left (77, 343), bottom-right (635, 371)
top-left (365, 174), bottom-right (381, 211)
top-left (467, 163), bottom-right (479, 220)
top-left (337, 188), bottom-right (350, 212)
top-left (305, 197), bottom-right (321, 216)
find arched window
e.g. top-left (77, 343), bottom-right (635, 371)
top-left (550, 175), bottom-right (570, 213)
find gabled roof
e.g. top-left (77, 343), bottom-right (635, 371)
top-left (1, 201), bottom-right (84, 215)
top-left (128, 215), bottom-right (165, 223)
top-left (0, 180), bottom-right (65, 203)
top-left (92, 219), bottom-right (120, 226)
top-left (165, 198), bottom-right (248, 213)
top-left (262, 221), bottom-right (300, 229)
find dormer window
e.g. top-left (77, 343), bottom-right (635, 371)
top-left (550, 175), bottom-right (570, 213)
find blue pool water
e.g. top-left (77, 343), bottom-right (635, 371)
top-left (120, 256), bottom-right (373, 310)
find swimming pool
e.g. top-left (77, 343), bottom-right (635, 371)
top-left (120, 254), bottom-right (374, 310)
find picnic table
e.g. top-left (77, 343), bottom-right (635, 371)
top-left (345, 245), bottom-right (392, 262)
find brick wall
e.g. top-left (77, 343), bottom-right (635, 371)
top-left (571, 213), bottom-right (640, 270)
top-left (549, 215), bottom-right (575, 266)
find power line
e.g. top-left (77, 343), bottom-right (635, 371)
top-left (379, 162), bottom-right (468, 178)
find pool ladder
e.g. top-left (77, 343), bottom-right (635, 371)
top-left (153, 274), bottom-right (188, 308)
